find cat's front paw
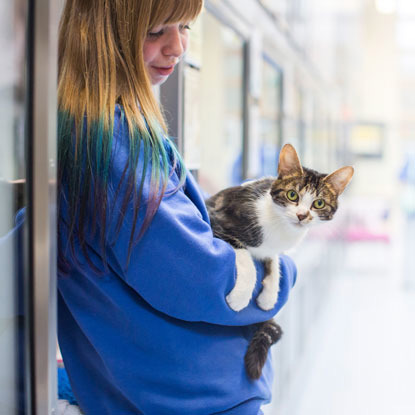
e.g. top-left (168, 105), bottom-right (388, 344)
top-left (227, 249), bottom-right (257, 312)
top-left (256, 288), bottom-right (279, 311)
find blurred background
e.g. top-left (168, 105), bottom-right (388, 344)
top-left (2, 0), bottom-right (415, 413)
top-left (163, 0), bottom-right (415, 413)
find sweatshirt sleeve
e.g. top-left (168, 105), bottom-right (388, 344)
top-left (102, 111), bottom-right (297, 326)
top-left (106, 174), bottom-right (297, 326)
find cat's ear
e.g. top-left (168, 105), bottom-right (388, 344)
top-left (278, 144), bottom-right (303, 178)
top-left (323, 166), bottom-right (354, 195)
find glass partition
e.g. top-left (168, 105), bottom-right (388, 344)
top-left (0, 1), bottom-right (29, 412)
top-left (283, 80), bottom-right (305, 164)
top-left (0, 1), bottom-right (59, 412)
top-left (258, 56), bottom-right (283, 176)
top-left (198, 11), bottom-right (246, 195)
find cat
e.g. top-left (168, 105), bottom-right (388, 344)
top-left (205, 143), bottom-right (354, 379)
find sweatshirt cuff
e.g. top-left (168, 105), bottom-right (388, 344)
top-left (280, 254), bottom-right (297, 288)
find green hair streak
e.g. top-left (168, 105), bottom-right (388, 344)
top-left (58, 108), bottom-right (187, 271)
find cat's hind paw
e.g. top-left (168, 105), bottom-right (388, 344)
top-left (256, 289), bottom-right (278, 311)
top-left (256, 257), bottom-right (281, 310)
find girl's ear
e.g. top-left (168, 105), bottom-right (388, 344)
top-left (323, 166), bottom-right (354, 195)
top-left (278, 144), bottom-right (303, 178)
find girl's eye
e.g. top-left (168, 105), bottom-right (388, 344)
top-left (313, 199), bottom-right (325, 209)
top-left (148, 28), bottom-right (164, 38)
top-left (147, 24), bottom-right (190, 38)
top-left (286, 190), bottom-right (299, 202)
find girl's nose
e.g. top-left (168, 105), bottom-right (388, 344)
top-left (163, 28), bottom-right (186, 58)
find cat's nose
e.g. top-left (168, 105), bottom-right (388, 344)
top-left (297, 213), bottom-right (308, 222)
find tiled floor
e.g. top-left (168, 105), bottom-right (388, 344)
top-left (266, 245), bottom-right (415, 415)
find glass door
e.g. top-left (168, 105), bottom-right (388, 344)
top-left (0, 1), bottom-right (60, 413)
top-left (0, 1), bottom-right (30, 412)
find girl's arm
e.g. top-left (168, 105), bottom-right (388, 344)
top-left (106, 168), bottom-right (297, 327)
top-left (102, 109), bottom-right (297, 326)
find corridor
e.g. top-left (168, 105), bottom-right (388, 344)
top-left (266, 240), bottom-right (415, 415)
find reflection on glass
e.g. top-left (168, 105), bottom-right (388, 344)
top-left (259, 57), bottom-right (283, 176)
top-left (284, 84), bottom-right (305, 160)
top-left (0, 0), bottom-right (28, 413)
top-left (198, 12), bottom-right (245, 194)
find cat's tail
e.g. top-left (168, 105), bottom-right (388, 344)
top-left (244, 320), bottom-right (283, 380)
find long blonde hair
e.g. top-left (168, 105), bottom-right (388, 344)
top-left (58, 0), bottom-right (203, 271)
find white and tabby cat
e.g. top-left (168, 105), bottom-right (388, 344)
top-left (206, 143), bottom-right (354, 379)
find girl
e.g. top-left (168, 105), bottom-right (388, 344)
top-left (57, 1), bottom-right (297, 414)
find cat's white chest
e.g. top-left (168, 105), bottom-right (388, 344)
top-left (248, 192), bottom-right (308, 259)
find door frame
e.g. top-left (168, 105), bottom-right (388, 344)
top-left (29, 0), bottom-right (61, 413)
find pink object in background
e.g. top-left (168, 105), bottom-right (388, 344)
top-left (345, 226), bottom-right (390, 243)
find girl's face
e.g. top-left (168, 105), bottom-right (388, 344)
top-left (143, 23), bottom-right (190, 85)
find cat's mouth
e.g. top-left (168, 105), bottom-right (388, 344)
top-left (292, 220), bottom-right (310, 228)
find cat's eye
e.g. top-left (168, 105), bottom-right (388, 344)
top-left (313, 199), bottom-right (325, 209)
top-left (286, 190), bottom-right (299, 202)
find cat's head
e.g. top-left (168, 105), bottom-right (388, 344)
top-left (270, 144), bottom-right (354, 228)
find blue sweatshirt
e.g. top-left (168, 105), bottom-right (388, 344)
top-left (58, 106), bottom-right (297, 415)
